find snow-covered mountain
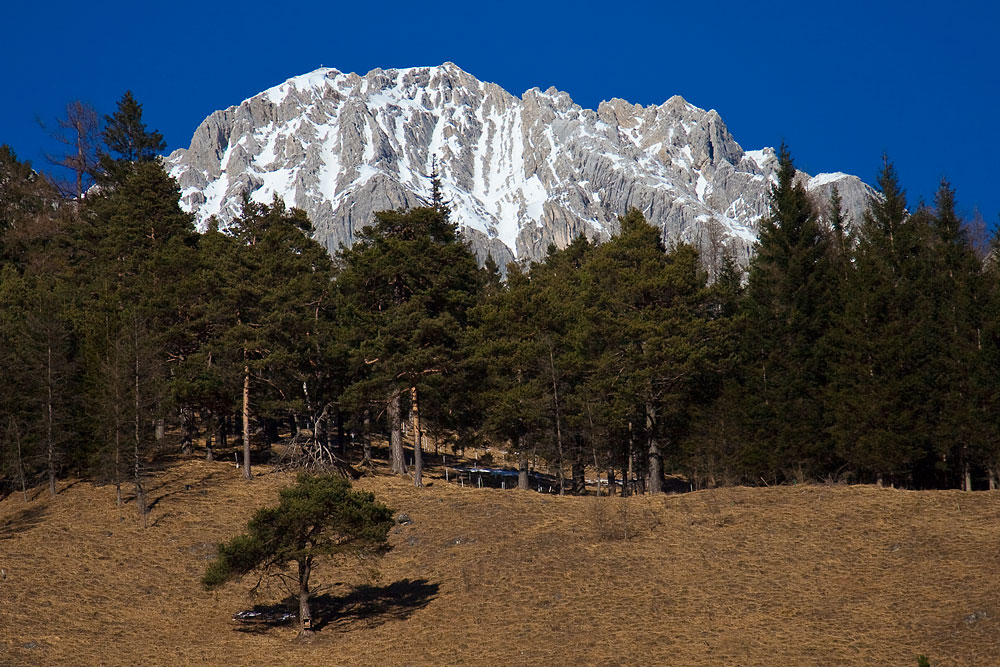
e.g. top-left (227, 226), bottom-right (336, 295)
top-left (165, 63), bottom-right (872, 270)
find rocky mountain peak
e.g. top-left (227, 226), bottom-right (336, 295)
top-left (166, 63), bottom-right (873, 271)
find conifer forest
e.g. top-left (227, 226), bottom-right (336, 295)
top-left (3, 91), bottom-right (1000, 516)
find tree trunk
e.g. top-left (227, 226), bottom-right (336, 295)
top-left (10, 419), bottom-right (28, 502)
top-left (297, 558), bottom-right (313, 636)
top-left (217, 414), bottom-right (227, 451)
top-left (261, 418), bottom-right (277, 455)
top-left (47, 342), bottom-right (56, 497)
top-left (626, 420), bottom-right (635, 497)
top-left (518, 442), bottom-right (529, 491)
top-left (411, 386), bottom-right (423, 487)
top-left (388, 390), bottom-right (406, 475)
top-left (571, 458), bottom-right (586, 495)
top-left (646, 400), bottom-right (663, 495)
top-left (586, 401), bottom-right (601, 496)
top-left (205, 410), bottom-right (215, 462)
top-left (964, 460), bottom-right (973, 492)
top-left (114, 426), bottom-right (122, 507)
top-left (336, 411), bottom-right (346, 456)
top-left (242, 360), bottom-right (252, 480)
top-left (592, 443), bottom-right (601, 496)
top-left (362, 409), bottom-right (372, 467)
top-left (180, 407), bottom-right (195, 456)
top-left (548, 346), bottom-right (565, 495)
top-left (312, 412), bottom-right (325, 454)
top-left (134, 344), bottom-right (147, 527)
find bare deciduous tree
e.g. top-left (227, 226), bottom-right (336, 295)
top-left (40, 101), bottom-right (101, 199)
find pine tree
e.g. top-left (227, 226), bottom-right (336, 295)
top-left (204, 474), bottom-right (393, 636)
top-left (336, 206), bottom-right (485, 486)
top-left (468, 264), bottom-right (549, 490)
top-left (214, 195), bottom-right (336, 478)
top-left (514, 235), bottom-right (595, 495)
top-left (585, 210), bottom-right (725, 492)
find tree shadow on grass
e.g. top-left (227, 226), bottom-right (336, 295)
top-left (232, 578), bottom-right (439, 634)
top-left (146, 471), bottom-right (224, 513)
top-left (0, 504), bottom-right (47, 540)
top-left (311, 578), bottom-right (439, 631)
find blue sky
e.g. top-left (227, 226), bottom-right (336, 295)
top-left (5, 0), bottom-right (998, 225)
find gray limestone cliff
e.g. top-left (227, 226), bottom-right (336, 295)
top-left (165, 63), bottom-right (873, 272)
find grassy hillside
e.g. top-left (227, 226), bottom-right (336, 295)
top-left (2, 453), bottom-right (999, 665)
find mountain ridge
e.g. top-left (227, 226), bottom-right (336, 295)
top-left (165, 63), bottom-right (873, 270)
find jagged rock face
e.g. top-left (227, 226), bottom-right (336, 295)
top-left (166, 63), bottom-right (873, 270)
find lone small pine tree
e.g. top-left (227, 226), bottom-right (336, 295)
top-left (203, 474), bottom-right (394, 636)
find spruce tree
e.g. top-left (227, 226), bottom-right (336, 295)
top-left (740, 144), bottom-right (839, 481)
top-left (978, 228), bottom-right (1000, 488)
top-left (926, 180), bottom-right (987, 489)
top-left (829, 158), bottom-right (932, 485)
top-left (97, 91), bottom-right (166, 185)
top-left (71, 160), bottom-right (195, 518)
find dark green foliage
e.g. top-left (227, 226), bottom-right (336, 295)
top-left (0, 145), bottom-right (59, 265)
top-left (584, 211), bottom-right (728, 492)
top-left (489, 235), bottom-right (596, 492)
top-left (828, 160), bottom-right (914, 480)
top-left (97, 91), bottom-right (166, 185)
top-left (0, 146), bottom-right (42, 234)
top-left (978, 229), bottom-right (1000, 487)
top-left (69, 160), bottom-right (195, 512)
top-left (203, 474), bottom-right (393, 634)
top-left (738, 144), bottom-right (840, 481)
top-left (470, 210), bottom-right (729, 493)
top-left (335, 206), bottom-right (486, 480)
top-left (923, 181), bottom-right (989, 486)
top-left (203, 474), bottom-right (393, 588)
top-left (101, 91), bottom-right (165, 162)
top-left (0, 147), bottom-right (80, 495)
top-left (468, 263), bottom-right (548, 466)
top-left (217, 196), bottom-right (338, 463)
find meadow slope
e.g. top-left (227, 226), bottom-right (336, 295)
top-left (2, 455), bottom-right (999, 666)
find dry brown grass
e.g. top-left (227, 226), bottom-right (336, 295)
top-left (2, 454), bottom-right (999, 666)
